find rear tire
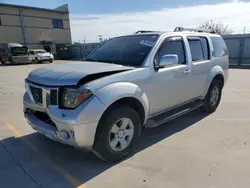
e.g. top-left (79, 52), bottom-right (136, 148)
top-left (93, 106), bottom-right (141, 163)
top-left (202, 80), bottom-right (222, 113)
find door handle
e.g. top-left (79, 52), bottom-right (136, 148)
top-left (183, 69), bottom-right (191, 74)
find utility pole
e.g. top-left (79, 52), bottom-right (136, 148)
top-left (243, 26), bottom-right (246, 34)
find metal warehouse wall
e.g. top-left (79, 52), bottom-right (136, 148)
top-left (223, 34), bottom-right (250, 66)
top-left (0, 3), bottom-right (72, 59)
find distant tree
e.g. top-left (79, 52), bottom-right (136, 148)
top-left (98, 35), bottom-right (103, 42)
top-left (199, 20), bottom-right (233, 35)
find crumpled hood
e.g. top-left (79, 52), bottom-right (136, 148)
top-left (27, 61), bottom-right (133, 86)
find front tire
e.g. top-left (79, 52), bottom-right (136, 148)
top-left (93, 106), bottom-right (141, 163)
top-left (202, 80), bottom-right (222, 113)
top-left (35, 58), bottom-right (42, 64)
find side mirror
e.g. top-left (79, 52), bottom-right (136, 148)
top-left (159, 54), bottom-right (178, 68)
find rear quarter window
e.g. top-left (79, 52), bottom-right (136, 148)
top-left (211, 37), bottom-right (228, 57)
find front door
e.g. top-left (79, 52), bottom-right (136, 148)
top-left (149, 36), bottom-right (191, 115)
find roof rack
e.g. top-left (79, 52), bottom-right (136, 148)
top-left (135, 30), bottom-right (158, 34)
top-left (174, 27), bottom-right (215, 33)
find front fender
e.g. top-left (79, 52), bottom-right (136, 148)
top-left (94, 82), bottom-right (149, 124)
top-left (203, 65), bottom-right (225, 96)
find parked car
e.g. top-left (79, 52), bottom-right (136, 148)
top-left (29, 49), bottom-right (54, 63)
top-left (0, 43), bottom-right (32, 64)
top-left (23, 27), bottom-right (229, 162)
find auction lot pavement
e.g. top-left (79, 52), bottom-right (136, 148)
top-left (0, 61), bottom-right (250, 188)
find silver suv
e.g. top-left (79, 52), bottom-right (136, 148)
top-left (23, 27), bottom-right (229, 162)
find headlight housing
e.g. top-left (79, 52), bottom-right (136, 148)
top-left (59, 87), bottom-right (92, 109)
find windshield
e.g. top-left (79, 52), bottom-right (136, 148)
top-left (86, 34), bottom-right (159, 67)
top-left (35, 50), bottom-right (47, 54)
top-left (10, 47), bottom-right (28, 56)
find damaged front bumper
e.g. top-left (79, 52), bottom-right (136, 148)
top-left (23, 84), bottom-right (105, 149)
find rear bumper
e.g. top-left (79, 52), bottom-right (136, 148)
top-left (12, 56), bottom-right (32, 64)
top-left (12, 59), bottom-right (32, 64)
top-left (23, 90), bottom-right (104, 149)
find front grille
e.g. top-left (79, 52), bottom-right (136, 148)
top-left (30, 86), bottom-right (43, 104)
top-left (50, 89), bottom-right (58, 105)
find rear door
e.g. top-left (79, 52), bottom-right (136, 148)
top-left (188, 36), bottom-right (212, 98)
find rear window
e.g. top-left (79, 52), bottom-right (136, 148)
top-left (10, 47), bottom-right (28, 55)
top-left (211, 37), bottom-right (228, 57)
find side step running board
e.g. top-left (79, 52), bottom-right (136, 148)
top-left (145, 100), bottom-right (204, 128)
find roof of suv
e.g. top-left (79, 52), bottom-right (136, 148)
top-left (131, 31), bottom-right (220, 37)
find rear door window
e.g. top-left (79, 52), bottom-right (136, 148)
top-left (200, 37), bottom-right (209, 59)
top-left (188, 39), bottom-right (204, 62)
top-left (211, 37), bottom-right (228, 57)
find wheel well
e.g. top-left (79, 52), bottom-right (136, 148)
top-left (213, 74), bottom-right (224, 88)
top-left (107, 97), bottom-right (145, 124)
top-left (94, 97), bottom-right (146, 145)
top-left (98, 97), bottom-right (145, 128)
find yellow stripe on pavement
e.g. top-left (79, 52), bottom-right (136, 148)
top-left (5, 122), bottom-right (86, 188)
top-left (6, 122), bottom-right (23, 137)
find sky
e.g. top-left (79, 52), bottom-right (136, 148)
top-left (1, 0), bottom-right (250, 42)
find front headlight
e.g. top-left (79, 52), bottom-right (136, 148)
top-left (59, 87), bottom-right (92, 109)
